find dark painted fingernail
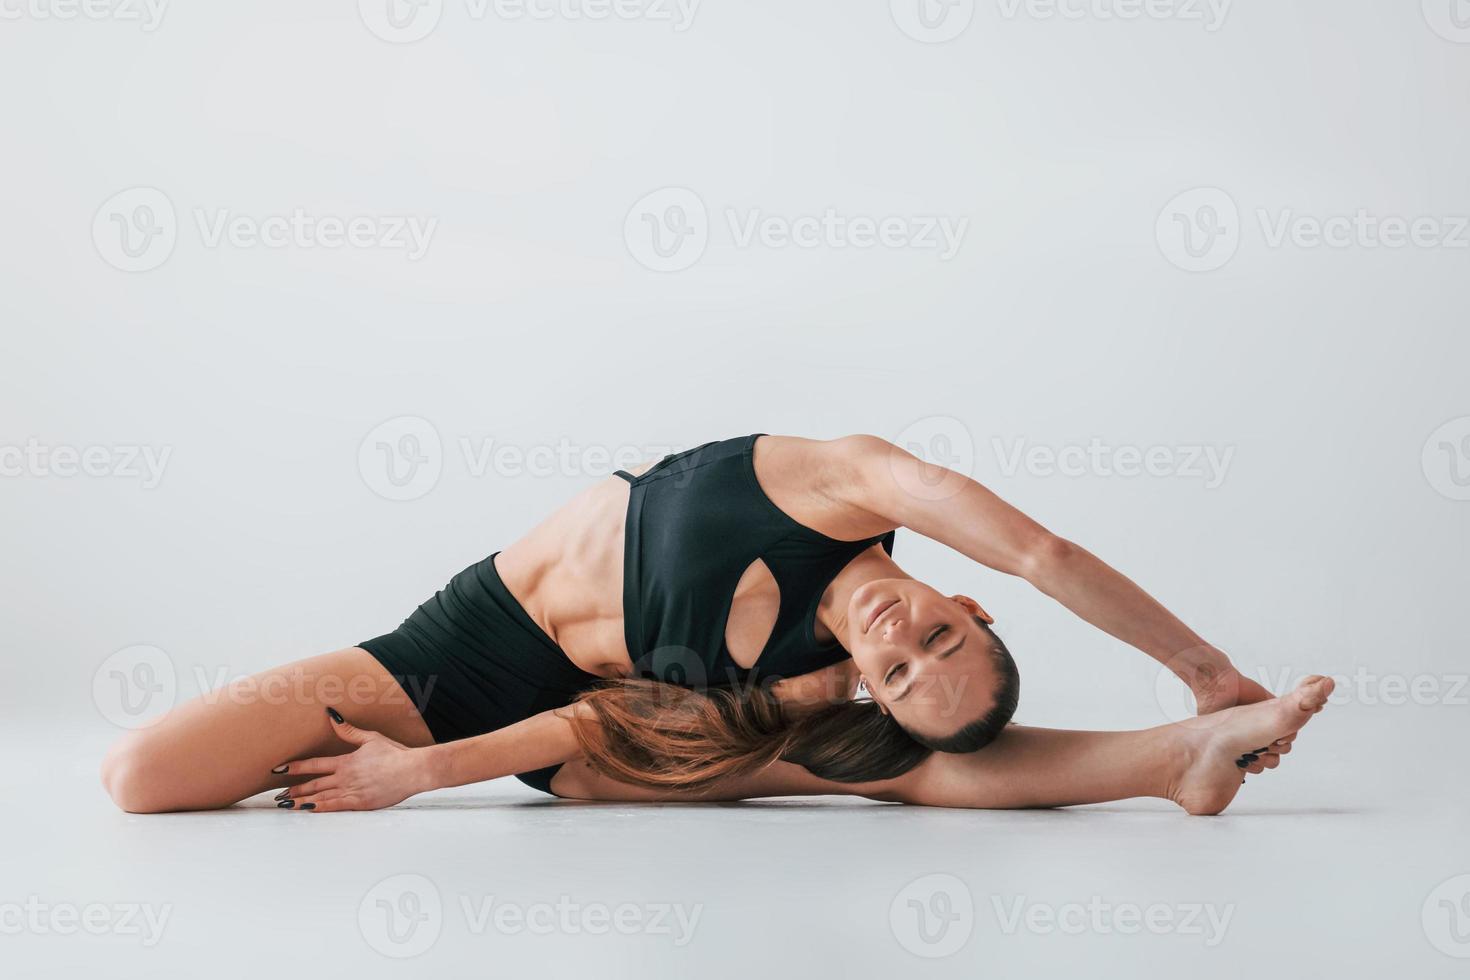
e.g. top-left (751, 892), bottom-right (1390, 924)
top-left (299, 803), bottom-right (316, 810)
top-left (274, 790), bottom-right (290, 801)
top-left (326, 707), bottom-right (344, 724)
top-left (271, 764), bottom-right (288, 774)
top-left (1235, 758), bottom-right (1249, 768)
top-left (277, 800), bottom-right (295, 809)
top-left (1241, 753), bottom-right (1260, 762)
top-left (1252, 747), bottom-right (1269, 754)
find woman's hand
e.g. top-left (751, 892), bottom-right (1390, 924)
top-left (273, 708), bottom-right (436, 812)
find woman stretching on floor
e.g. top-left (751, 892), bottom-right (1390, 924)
top-left (101, 433), bottom-right (1332, 816)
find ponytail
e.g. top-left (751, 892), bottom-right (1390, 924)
top-left (569, 678), bottom-right (931, 792)
top-left (569, 617), bottom-right (1018, 792)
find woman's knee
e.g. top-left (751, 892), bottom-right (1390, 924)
top-left (100, 730), bottom-right (190, 813)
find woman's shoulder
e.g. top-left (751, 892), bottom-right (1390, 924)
top-left (752, 434), bottom-right (901, 540)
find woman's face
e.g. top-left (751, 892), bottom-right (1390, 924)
top-left (844, 577), bottom-right (1002, 742)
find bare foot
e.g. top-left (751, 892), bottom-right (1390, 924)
top-left (1168, 675), bottom-right (1334, 816)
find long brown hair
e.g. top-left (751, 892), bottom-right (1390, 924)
top-left (569, 619), bottom-right (1020, 792)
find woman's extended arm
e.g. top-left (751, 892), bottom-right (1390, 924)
top-left (422, 704), bottom-right (589, 790)
top-left (279, 704), bottom-right (590, 811)
top-left (837, 435), bottom-right (1269, 711)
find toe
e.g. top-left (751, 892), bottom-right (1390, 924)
top-left (1295, 675), bottom-right (1335, 710)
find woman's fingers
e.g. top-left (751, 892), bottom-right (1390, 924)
top-left (271, 708), bottom-right (383, 775)
top-left (326, 707), bottom-right (378, 747)
top-left (272, 756), bottom-right (339, 777)
top-left (288, 791), bottom-right (356, 812)
top-left (278, 776), bottom-right (338, 801)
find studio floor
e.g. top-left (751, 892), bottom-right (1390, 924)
top-left (6, 713), bottom-right (1467, 979)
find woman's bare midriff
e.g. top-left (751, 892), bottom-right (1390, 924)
top-left (493, 470), bottom-right (638, 679)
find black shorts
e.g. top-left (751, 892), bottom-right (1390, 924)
top-left (358, 552), bottom-right (599, 795)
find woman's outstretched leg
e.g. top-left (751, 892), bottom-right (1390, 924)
top-left (549, 676), bottom-right (1334, 815)
top-left (872, 674), bottom-right (1332, 814)
top-left (100, 647), bottom-right (434, 813)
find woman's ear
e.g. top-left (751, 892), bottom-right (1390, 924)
top-left (950, 594), bottom-right (994, 624)
top-left (858, 677), bottom-right (890, 714)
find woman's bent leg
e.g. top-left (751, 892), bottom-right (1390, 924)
top-left (100, 647), bottom-right (434, 813)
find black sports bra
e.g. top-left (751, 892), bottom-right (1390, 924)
top-left (617, 434), bottom-right (895, 689)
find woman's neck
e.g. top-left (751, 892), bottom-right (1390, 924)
top-left (818, 547), bottom-right (912, 646)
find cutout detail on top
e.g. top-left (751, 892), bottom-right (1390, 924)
top-left (724, 558), bottom-right (780, 669)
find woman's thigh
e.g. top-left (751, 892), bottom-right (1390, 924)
top-left (101, 646), bottom-right (434, 813)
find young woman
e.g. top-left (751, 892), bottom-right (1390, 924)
top-left (100, 433), bottom-right (1332, 816)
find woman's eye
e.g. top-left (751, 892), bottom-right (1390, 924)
top-left (884, 663), bottom-right (906, 685)
top-left (925, 625), bottom-right (950, 646)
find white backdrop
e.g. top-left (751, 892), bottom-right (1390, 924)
top-left (2, 2), bottom-right (1469, 976)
